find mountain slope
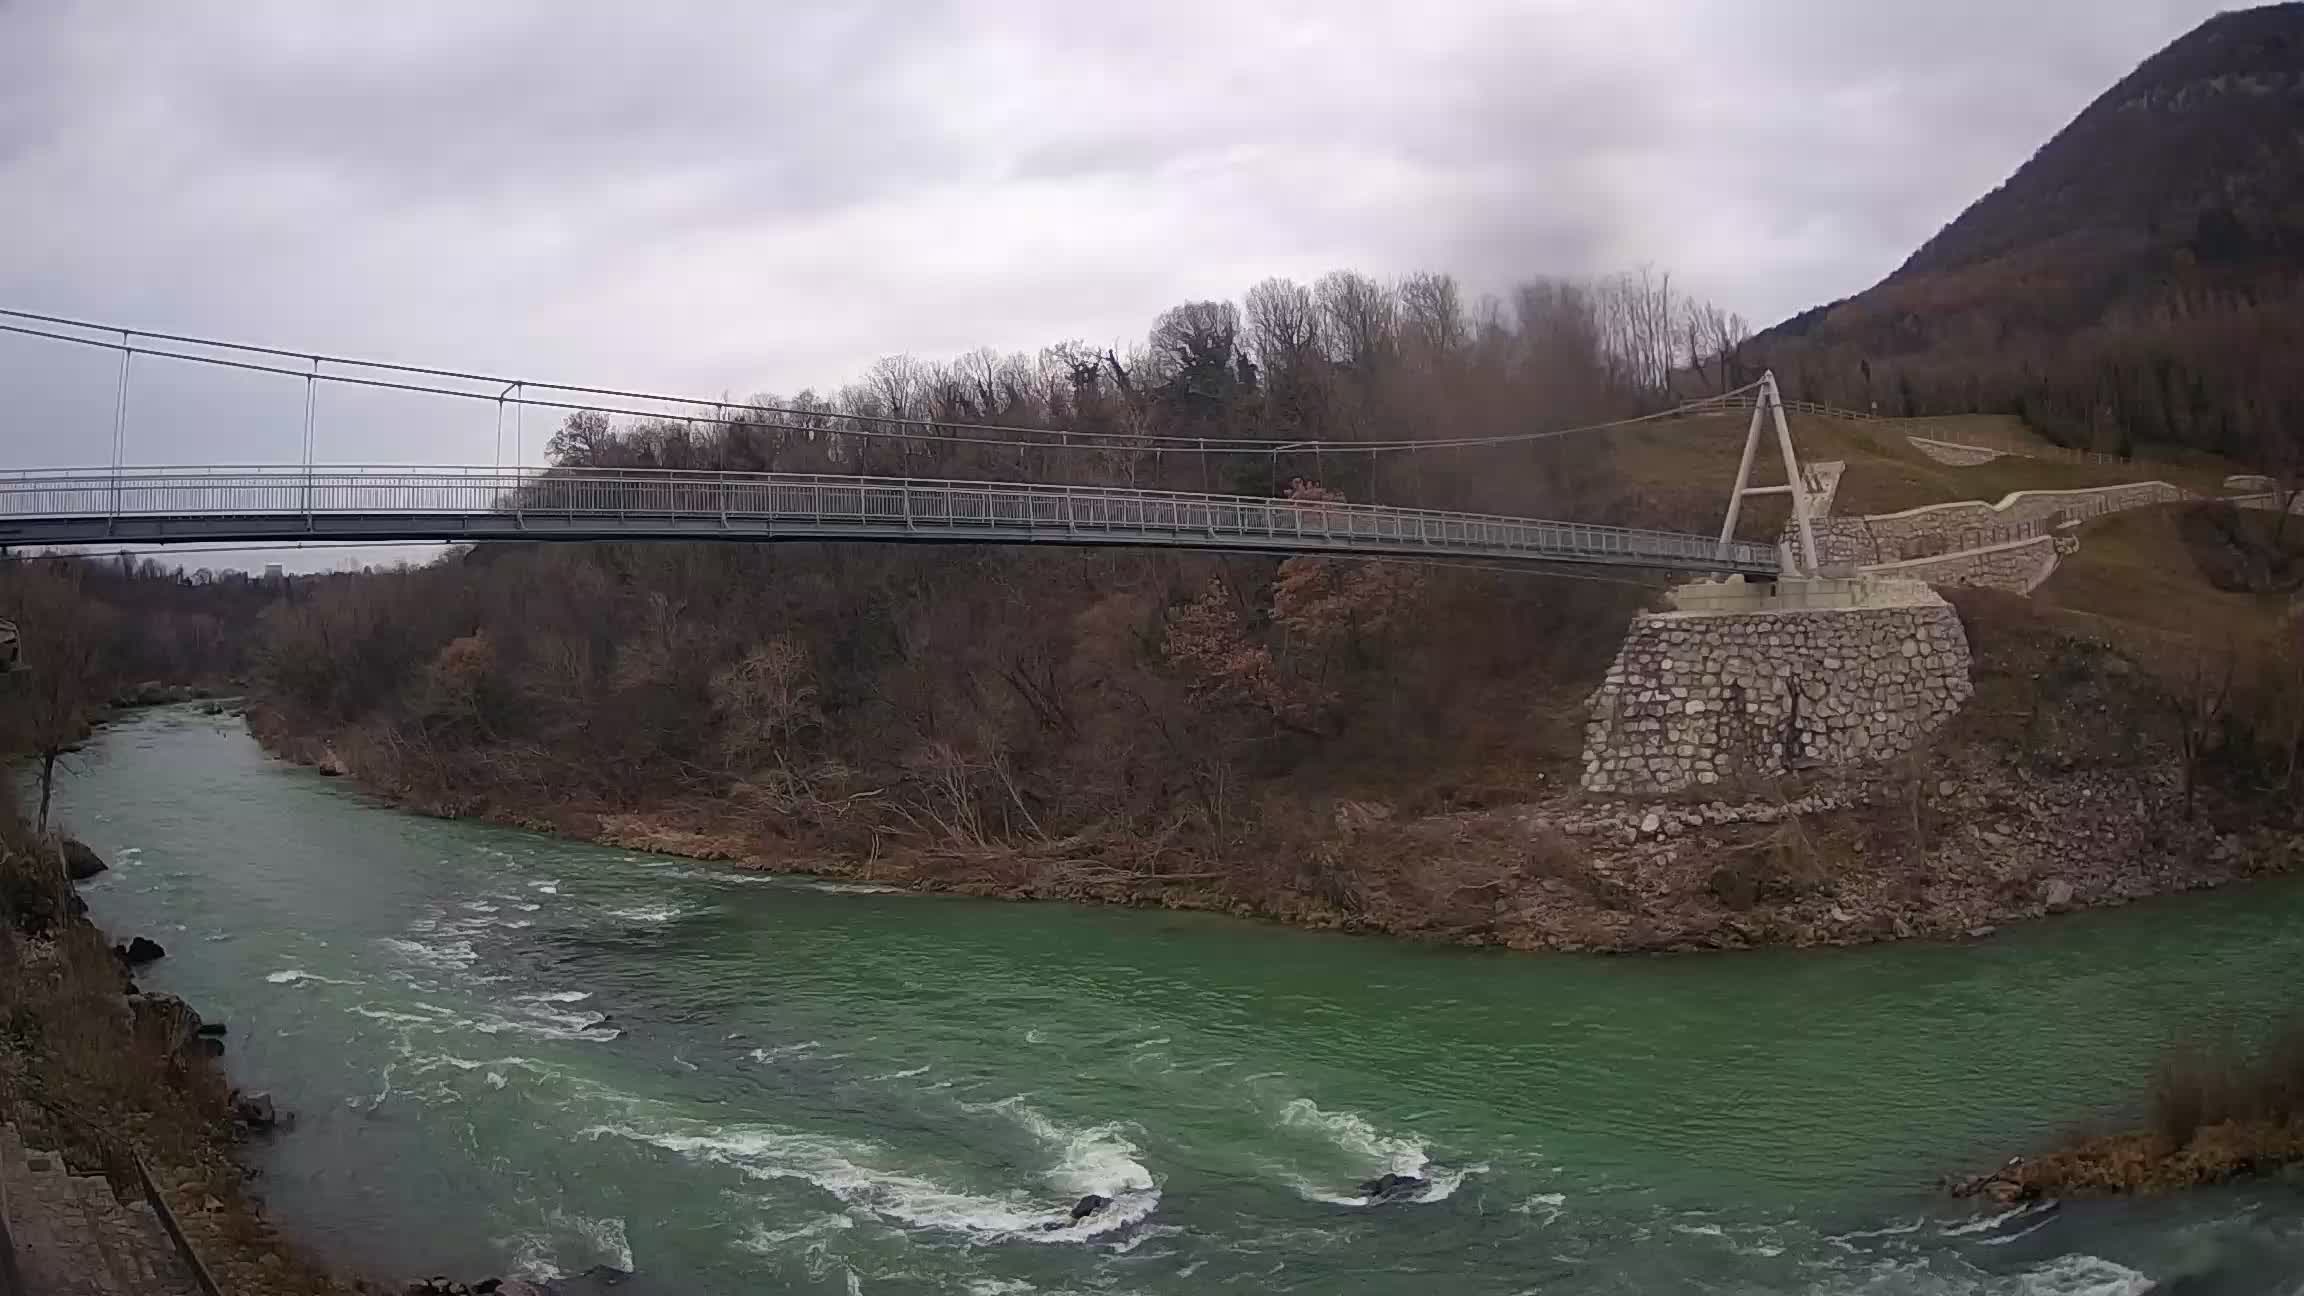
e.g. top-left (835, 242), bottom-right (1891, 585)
top-left (1755, 3), bottom-right (2304, 467)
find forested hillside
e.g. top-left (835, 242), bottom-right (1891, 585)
top-left (1754, 3), bottom-right (2304, 468)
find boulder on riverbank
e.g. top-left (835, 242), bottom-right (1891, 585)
top-left (124, 991), bottom-right (203, 1045)
top-left (60, 838), bottom-right (107, 881)
top-left (112, 681), bottom-right (197, 708)
top-left (231, 1089), bottom-right (279, 1131)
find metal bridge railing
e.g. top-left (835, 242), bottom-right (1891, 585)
top-left (0, 464), bottom-right (1781, 573)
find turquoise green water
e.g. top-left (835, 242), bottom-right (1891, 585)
top-left (50, 707), bottom-right (2304, 1293)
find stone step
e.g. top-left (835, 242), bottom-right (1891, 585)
top-left (1, 1122), bottom-right (203, 1295)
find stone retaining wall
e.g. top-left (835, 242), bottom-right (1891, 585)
top-left (1863, 482), bottom-right (2188, 557)
top-left (1804, 481), bottom-right (2190, 565)
top-left (1810, 516), bottom-right (1880, 565)
top-left (1582, 587), bottom-right (1974, 795)
top-left (1908, 438), bottom-right (2008, 466)
top-left (1860, 534), bottom-right (2067, 595)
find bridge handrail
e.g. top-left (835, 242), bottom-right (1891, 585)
top-left (0, 464), bottom-right (1777, 562)
top-left (0, 464), bottom-right (1780, 569)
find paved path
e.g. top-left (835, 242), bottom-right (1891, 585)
top-left (2, 1123), bottom-right (199, 1296)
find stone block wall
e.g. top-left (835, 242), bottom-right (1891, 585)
top-left (1581, 591), bottom-right (1974, 795)
top-left (1908, 437), bottom-right (2008, 466)
top-left (1860, 482), bottom-right (2188, 558)
top-left (1810, 516), bottom-right (1881, 565)
top-left (1802, 481), bottom-right (2191, 566)
top-left (1860, 535), bottom-right (2061, 595)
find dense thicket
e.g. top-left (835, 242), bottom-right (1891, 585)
top-left (247, 266), bottom-right (1749, 873)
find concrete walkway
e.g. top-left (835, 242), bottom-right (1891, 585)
top-left (2, 1123), bottom-right (199, 1296)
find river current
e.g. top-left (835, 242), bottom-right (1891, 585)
top-left (48, 707), bottom-right (2304, 1293)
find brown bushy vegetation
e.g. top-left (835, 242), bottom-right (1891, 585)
top-left (0, 555), bottom-right (276, 830)
top-left (1995, 1024), bottom-right (2304, 1197)
top-left (1754, 6), bottom-right (2304, 471)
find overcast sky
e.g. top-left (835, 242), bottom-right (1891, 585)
top-left (0, 0), bottom-right (2237, 565)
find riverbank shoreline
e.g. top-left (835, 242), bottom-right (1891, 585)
top-left (246, 700), bottom-right (2300, 956)
top-left (0, 817), bottom-right (365, 1296)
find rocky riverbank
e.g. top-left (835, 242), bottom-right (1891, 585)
top-left (246, 698), bottom-right (2298, 956)
top-left (0, 822), bottom-right (361, 1296)
top-left (239, 587), bottom-right (2303, 955)
top-left (5, 817), bottom-right (642, 1296)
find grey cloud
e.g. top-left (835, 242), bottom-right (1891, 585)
top-left (0, 0), bottom-right (2239, 491)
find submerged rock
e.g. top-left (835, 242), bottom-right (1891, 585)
top-left (1039, 1194), bottom-right (1115, 1230)
top-left (1948, 1157), bottom-right (2032, 1204)
top-left (60, 838), bottom-right (107, 881)
top-left (1358, 1172), bottom-right (1429, 1202)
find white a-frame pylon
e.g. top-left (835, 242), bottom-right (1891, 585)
top-left (1715, 370), bottom-right (1819, 576)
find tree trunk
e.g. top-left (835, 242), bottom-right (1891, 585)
top-left (37, 749), bottom-right (57, 835)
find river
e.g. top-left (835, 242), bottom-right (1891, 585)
top-left (45, 706), bottom-right (2304, 1293)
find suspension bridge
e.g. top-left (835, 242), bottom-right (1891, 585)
top-left (0, 310), bottom-right (1802, 576)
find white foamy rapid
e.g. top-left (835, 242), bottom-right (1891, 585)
top-left (1003, 1103), bottom-right (1161, 1239)
top-left (501, 1209), bottom-right (634, 1281)
top-left (601, 900), bottom-right (694, 924)
top-left (588, 1101), bottom-right (1157, 1246)
top-left (1275, 1098), bottom-right (1476, 1205)
top-left (380, 936), bottom-right (478, 970)
top-left (2011, 1255), bottom-right (2154, 1296)
top-left (473, 1000), bottom-right (619, 1042)
top-left (265, 968), bottom-right (355, 985)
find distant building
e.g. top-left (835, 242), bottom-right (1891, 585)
top-left (263, 563), bottom-right (286, 582)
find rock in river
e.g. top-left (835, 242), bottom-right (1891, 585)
top-left (118, 935), bottom-right (166, 965)
top-left (60, 838), bottom-right (107, 881)
top-left (1358, 1172), bottom-right (1429, 1202)
top-left (232, 1090), bottom-right (279, 1130)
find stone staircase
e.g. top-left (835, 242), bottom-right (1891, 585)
top-left (1, 1123), bottom-right (202, 1296)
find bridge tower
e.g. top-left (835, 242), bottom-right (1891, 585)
top-left (1714, 371), bottom-right (1820, 576)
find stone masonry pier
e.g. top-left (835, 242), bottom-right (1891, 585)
top-left (1581, 577), bottom-right (1974, 796)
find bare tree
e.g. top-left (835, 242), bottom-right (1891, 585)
top-left (1595, 266), bottom-right (1682, 395)
top-left (1315, 270), bottom-right (1397, 372)
top-left (0, 564), bottom-right (115, 834)
top-left (1243, 277), bottom-right (1322, 380)
top-left (1398, 271), bottom-right (1467, 362)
